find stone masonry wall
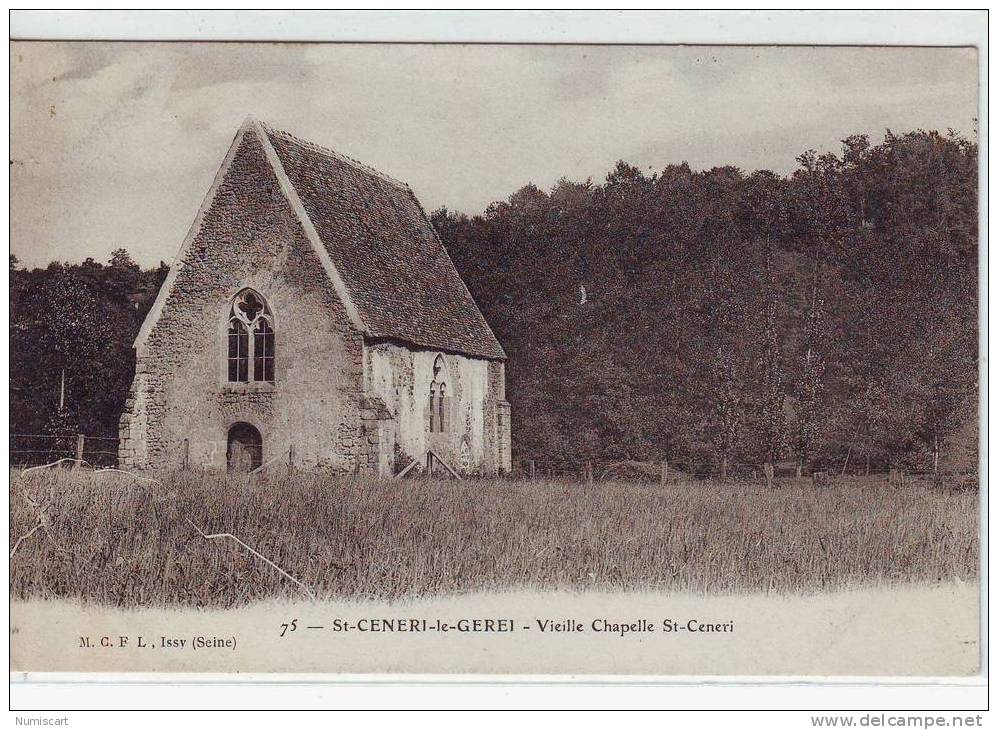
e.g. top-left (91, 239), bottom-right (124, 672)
top-left (365, 342), bottom-right (508, 476)
top-left (119, 129), bottom-right (375, 472)
top-left (490, 360), bottom-right (513, 475)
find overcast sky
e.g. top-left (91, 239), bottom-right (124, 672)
top-left (10, 42), bottom-right (978, 268)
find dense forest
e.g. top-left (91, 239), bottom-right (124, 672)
top-left (9, 252), bottom-right (167, 446)
top-left (434, 130), bottom-right (978, 475)
top-left (9, 129), bottom-right (978, 475)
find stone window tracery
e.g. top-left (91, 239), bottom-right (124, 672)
top-left (227, 289), bottom-right (274, 383)
top-left (429, 355), bottom-right (450, 433)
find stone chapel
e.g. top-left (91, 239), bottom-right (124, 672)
top-left (119, 118), bottom-right (511, 476)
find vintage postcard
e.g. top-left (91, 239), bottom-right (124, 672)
top-left (9, 38), bottom-right (981, 679)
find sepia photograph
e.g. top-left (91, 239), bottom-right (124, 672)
top-left (8, 17), bottom-right (983, 686)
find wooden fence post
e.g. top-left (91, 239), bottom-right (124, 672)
top-left (585, 460), bottom-right (593, 486)
top-left (529, 459), bottom-right (536, 480)
top-left (288, 444), bottom-right (295, 475)
top-left (182, 438), bottom-right (190, 470)
top-left (75, 434), bottom-right (85, 468)
top-left (661, 460), bottom-right (668, 487)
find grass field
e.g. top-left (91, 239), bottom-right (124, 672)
top-left (8, 468), bottom-right (979, 608)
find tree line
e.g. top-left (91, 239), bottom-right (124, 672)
top-left (10, 128), bottom-right (978, 476)
top-left (433, 129), bottom-right (978, 476)
top-left (10, 251), bottom-right (167, 443)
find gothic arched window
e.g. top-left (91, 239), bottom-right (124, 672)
top-left (428, 355), bottom-right (450, 433)
top-left (227, 289), bottom-right (274, 383)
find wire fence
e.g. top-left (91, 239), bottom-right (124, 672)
top-left (510, 456), bottom-right (971, 485)
top-left (10, 433), bottom-right (119, 467)
top-left (7, 433), bottom-right (974, 488)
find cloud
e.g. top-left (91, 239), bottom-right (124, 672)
top-left (10, 42), bottom-right (978, 268)
top-left (169, 43), bottom-right (316, 91)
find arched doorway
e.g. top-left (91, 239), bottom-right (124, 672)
top-left (227, 422), bottom-right (262, 472)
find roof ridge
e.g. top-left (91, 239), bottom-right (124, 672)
top-left (259, 122), bottom-right (411, 192)
top-left (246, 118), bottom-right (506, 361)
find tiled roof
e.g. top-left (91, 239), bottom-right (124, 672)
top-left (262, 124), bottom-right (505, 361)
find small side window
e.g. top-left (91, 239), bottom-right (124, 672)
top-left (428, 355), bottom-right (450, 433)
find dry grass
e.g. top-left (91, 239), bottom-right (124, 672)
top-left (8, 468), bottom-right (979, 608)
